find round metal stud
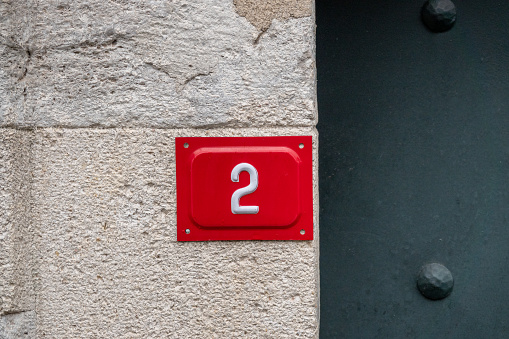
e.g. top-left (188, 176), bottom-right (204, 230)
top-left (417, 263), bottom-right (454, 300)
top-left (421, 0), bottom-right (457, 33)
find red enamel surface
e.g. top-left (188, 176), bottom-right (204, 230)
top-left (176, 136), bottom-right (313, 241)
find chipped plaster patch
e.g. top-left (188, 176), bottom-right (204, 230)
top-left (234, 0), bottom-right (312, 31)
top-left (0, 311), bottom-right (36, 338)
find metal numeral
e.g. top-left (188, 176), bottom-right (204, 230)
top-left (231, 163), bottom-right (259, 214)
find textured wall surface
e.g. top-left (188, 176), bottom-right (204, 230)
top-left (0, 0), bottom-right (318, 338)
top-left (31, 128), bottom-right (318, 338)
top-left (234, 0), bottom-right (313, 31)
top-left (0, 311), bottom-right (36, 338)
top-left (1, 0), bottom-right (315, 128)
top-left (0, 130), bottom-right (34, 315)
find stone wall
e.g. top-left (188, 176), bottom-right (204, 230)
top-left (0, 1), bottom-right (318, 337)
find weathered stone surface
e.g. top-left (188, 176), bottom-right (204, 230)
top-left (31, 127), bottom-right (319, 338)
top-left (2, 0), bottom-right (315, 128)
top-left (0, 1), bottom-right (319, 337)
top-left (0, 129), bottom-right (35, 316)
top-left (0, 311), bottom-right (36, 338)
top-left (0, 1), bottom-right (29, 126)
top-left (234, 0), bottom-right (313, 31)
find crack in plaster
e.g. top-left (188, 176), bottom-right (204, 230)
top-left (144, 61), bottom-right (215, 93)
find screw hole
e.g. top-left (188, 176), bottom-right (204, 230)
top-left (183, 143), bottom-right (189, 148)
top-left (300, 229), bottom-right (305, 235)
top-left (299, 143), bottom-right (304, 149)
top-left (185, 229), bottom-right (190, 234)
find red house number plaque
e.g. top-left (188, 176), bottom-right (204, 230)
top-left (176, 136), bottom-right (313, 241)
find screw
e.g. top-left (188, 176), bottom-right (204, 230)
top-left (421, 0), bottom-right (457, 33)
top-left (185, 229), bottom-right (190, 234)
top-left (417, 263), bottom-right (454, 300)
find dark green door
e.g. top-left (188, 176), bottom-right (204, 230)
top-left (317, 1), bottom-right (509, 337)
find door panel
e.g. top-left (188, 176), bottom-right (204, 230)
top-left (317, 1), bottom-right (509, 337)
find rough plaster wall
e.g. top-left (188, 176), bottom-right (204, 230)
top-left (0, 130), bottom-right (34, 315)
top-left (2, 0), bottom-right (315, 128)
top-left (0, 0), bottom-right (318, 337)
top-left (31, 128), bottom-right (318, 338)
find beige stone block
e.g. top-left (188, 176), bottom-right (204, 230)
top-left (31, 127), bottom-right (319, 338)
top-left (0, 311), bottom-right (36, 338)
top-left (0, 1), bottom-right (28, 126)
top-left (4, 0), bottom-right (315, 128)
top-left (0, 129), bottom-right (34, 315)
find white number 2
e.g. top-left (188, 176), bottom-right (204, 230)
top-left (231, 163), bottom-right (259, 214)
